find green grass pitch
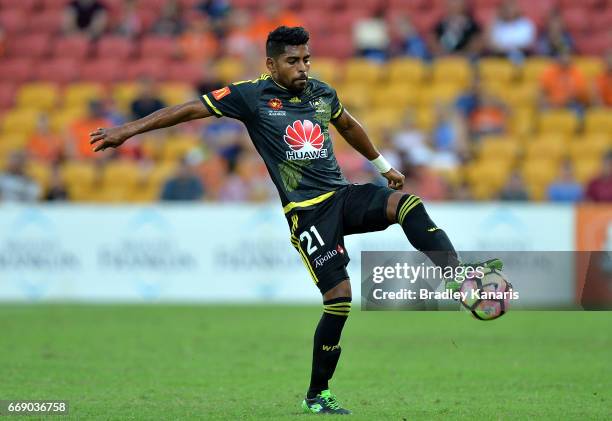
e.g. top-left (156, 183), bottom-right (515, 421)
top-left (1, 305), bottom-right (610, 420)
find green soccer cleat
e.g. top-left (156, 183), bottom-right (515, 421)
top-left (302, 389), bottom-right (351, 415)
top-left (445, 258), bottom-right (504, 292)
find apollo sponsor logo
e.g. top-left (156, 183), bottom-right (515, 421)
top-left (314, 249), bottom-right (338, 268)
top-left (283, 119), bottom-right (328, 160)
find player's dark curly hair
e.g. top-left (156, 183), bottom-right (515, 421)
top-left (266, 26), bottom-right (309, 58)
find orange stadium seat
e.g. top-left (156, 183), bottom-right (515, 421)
top-left (572, 158), bottom-right (602, 184)
top-left (478, 136), bottom-right (521, 163)
top-left (39, 0), bottom-right (71, 12)
top-left (63, 83), bottom-right (103, 109)
top-left (334, 84), bottom-right (370, 111)
top-left (525, 139), bottom-right (567, 162)
top-left (538, 110), bottom-right (579, 135)
top-left (343, 59), bottom-right (384, 84)
top-left (167, 61), bottom-right (203, 85)
top-left (584, 108), bottom-right (612, 134)
top-left (568, 135), bottom-right (611, 161)
top-left (25, 161), bottom-right (51, 192)
top-left (1, 109), bottom-right (40, 136)
top-left (387, 58), bottom-right (426, 84)
top-left (573, 56), bottom-right (603, 80)
top-left (159, 83), bottom-right (193, 106)
top-left (478, 58), bottom-right (517, 85)
top-left (102, 160), bottom-right (143, 190)
top-left (126, 58), bottom-right (169, 81)
top-left (0, 0), bottom-right (39, 12)
top-left (370, 83), bottom-right (420, 109)
top-left (214, 58), bottom-right (247, 84)
top-left (509, 106), bottom-right (535, 137)
top-left (16, 83), bottom-right (59, 112)
top-left (310, 58), bottom-right (339, 85)
top-left (432, 57), bottom-right (472, 88)
top-left (49, 108), bottom-right (87, 133)
top-left (161, 134), bottom-right (200, 162)
top-left (522, 57), bottom-right (553, 82)
top-left (521, 159), bottom-right (559, 188)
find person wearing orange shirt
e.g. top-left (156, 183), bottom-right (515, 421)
top-left (594, 50), bottom-right (612, 107)
top-left (68, 100), bottom-right (111, 159)
top-left (539, 52), bottom-right (589, 111)
top-left (179, 17), bottom-right (219, 62)
top-left (27, 114), bottom-right (65, 163)
top-left (249, 1), bottom-right (300, 44)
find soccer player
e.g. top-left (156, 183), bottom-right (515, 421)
top-left (90, 26), bottom-right (501, 415)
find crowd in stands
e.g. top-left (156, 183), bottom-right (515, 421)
top-left (0, 0), bottom-right (611, 203)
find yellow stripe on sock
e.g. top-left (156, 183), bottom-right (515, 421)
top-left (399, 199), bottom-right (422, 225)
top-left (324, 310), bottom-right (350, 316)
top-left (325, 302), bottom-right (352, 308)
top-left (398, 195), bottom-right (419, 224)
top-left (324, 306), bottom-right (350, 312)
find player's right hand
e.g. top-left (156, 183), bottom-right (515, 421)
top-left (382, 168), bottom-right (405, 190)
top-left (89, 127), bottom-right (130, 152)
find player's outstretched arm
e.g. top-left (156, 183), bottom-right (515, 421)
top-left (332, 109), bottom-right (405, 190)
top-left (89, 100), bottom-right (212, 152)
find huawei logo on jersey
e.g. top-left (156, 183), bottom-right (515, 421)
top-left (283, 120), bottom-right (328, 160)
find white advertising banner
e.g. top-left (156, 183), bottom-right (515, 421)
top-left (0, 203), bottom-right (574, 303)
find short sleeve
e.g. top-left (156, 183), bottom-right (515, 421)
top-left (200, 83), bottom-right (254, 121)
top-left (330, 88), bottom-right (344, 121)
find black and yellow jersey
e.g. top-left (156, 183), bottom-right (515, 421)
top-left (200, 75), bottom-right (349, 212)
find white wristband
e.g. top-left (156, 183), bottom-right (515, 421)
top-left (370, 155), bottom-right (392, 173)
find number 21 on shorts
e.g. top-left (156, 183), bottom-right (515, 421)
top-left (299, 225), bottom-right (325, 255)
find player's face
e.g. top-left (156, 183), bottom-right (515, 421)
top-left (269, 45), bottom-right (311, 93)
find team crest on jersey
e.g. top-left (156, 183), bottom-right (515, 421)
top-left (283, 120), bottom-right (328, 160)
top-left (268, 98), bottom-right (283, 110)
top-left (212, 86), bottom-right (231, 100)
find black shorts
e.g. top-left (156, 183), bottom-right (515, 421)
top-left (285, 183), bottom-right (396, 294)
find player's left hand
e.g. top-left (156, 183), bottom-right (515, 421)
top-left (382, 168), bottom-right (404, 190)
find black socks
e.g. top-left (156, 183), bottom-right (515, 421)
top-left (307, 297), bottom-right (351, 399)
top-left (396, 194), bottom-right (460, 268)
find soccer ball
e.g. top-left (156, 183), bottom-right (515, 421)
top-left (459, 269), bottom-right (513, 321)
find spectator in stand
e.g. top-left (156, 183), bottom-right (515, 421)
top-left (27, 114), bottom-right (65, 163)
top-left (486, 0), bottom-right (535, 63)
top-left (160, 157), bottom-right (205, 201)
top-left (536, 10), bottom-right (574, 57)
top-left (179, 17), bottom-right (220, 62)
top-left (115, 0), bottom-right (143, 39)
top-left (594, 50), bottom-right (612, 107)
top-left (196, 0), bottom-right (231, 35)
top-left (547, 161), bottom-right (583, 202)
top-left (68, 100), bottom-right (111, 159)
top-left (586, 151), bottom-right (612, 202)
top-left (130, 78), bottom-right (166, 120)
top-left (44, 166), bottom-right (69, 201)
top-left (389, 15), bottom-right (429, 60)
top-left (223, 9), bottom-right (256, 58)
top-left (469, 91), bottom-right (508, 140)
top-left (63, 0), bottom-right (108, 39)
top-left (432, 0), bottom-right (482, 57)
top-left (539, 51), bottom-right (589, 113)
top-left (152, 0), bottom-right (185, 37)
top-left (430, 103), bottom-right (468, 168)
top-left (499, 171), bottom-right (529, 201)
top-left (249, 1), bottom-right (300, 45)
top-left (0, 152), bottom-right (41, 202)
top-left (354, 9), bottom-right (389, 62)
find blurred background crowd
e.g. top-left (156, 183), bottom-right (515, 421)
top-left (0, 0), bottom-right (611, 203)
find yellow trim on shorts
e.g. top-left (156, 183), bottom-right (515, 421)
top-left (283, 191), bottom-right (336, 214)
top-left (290, 214), bottom-right (318, 284)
